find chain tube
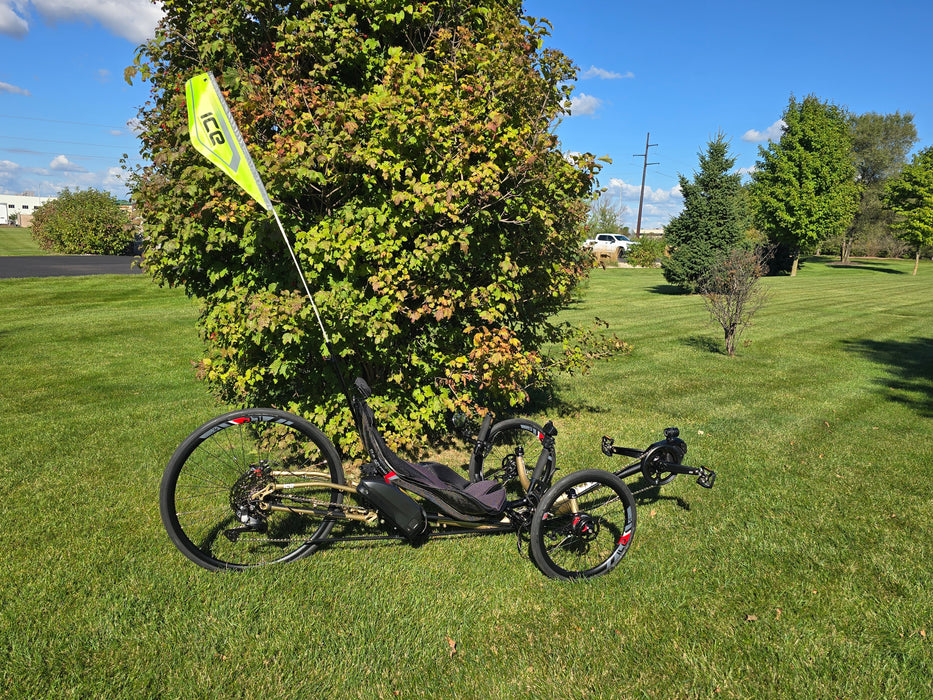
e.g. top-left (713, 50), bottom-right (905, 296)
top-left (227, 521), bottom-right (516, 548)
top-left (234, 489), bottom-right (518, 548)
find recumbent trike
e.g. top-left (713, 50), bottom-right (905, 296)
top-left (159, 376), bottom-right (716, 581)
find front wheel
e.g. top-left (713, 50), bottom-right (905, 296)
top-left (530, 469), bottom-right (636, 580)
top-left (468, 418), bottom-right (546, 498)
top-left (160, 408), bottom-right (345, 571)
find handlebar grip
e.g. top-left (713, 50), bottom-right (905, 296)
top-left (530, 444), bottom-right (551, 485)
top-left (477, 413), bottom-right (493, 444)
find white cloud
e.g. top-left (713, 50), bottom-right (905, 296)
top-left (0, 1), bottom-right (29, 37)
top-left (0, 80), bottom-right (31, 96)
top-left (608, 178), bottom-right (681, 204)
top-left (0, 155), bottom-right (132, 198)
top-left (581, 66), bottom-right (634, 80)
top-left (569, 93), bottom-right (602, 116)
top-left (3, 0), bottom-right (163, 43)
top-left (604, 178), bottom-right (684, 229)
top-left (49, 154), bottom-right (88, 173)
top-left (742, 119), bottom-right (787, 143)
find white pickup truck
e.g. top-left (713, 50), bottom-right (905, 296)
top-left (583, 233), bottom-right (635, 251)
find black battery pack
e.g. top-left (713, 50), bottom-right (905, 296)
top-left (357, 477), bottom-right (428, 540)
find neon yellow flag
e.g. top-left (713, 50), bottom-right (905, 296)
top-left (185, 72), bottom-right (272, 211)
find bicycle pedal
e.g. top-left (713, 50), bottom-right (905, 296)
top-left (601, 436), bottom-right (615, 457)
top-left (696, 469), bottom-right (716, 489)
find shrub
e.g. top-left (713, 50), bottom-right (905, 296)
top-left (625, 238), bottom-right (665, 268)
top-left (31, 188), bottom-right (133, 255)
top-left (130, 1), bottom-right (621, 456)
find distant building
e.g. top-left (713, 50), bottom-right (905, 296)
top-left (1, 194), bottom-right (56, 227)
top-left (638, 227), bottom-right (665, 239)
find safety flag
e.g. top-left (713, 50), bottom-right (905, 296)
top-left (184, 72), bottom-right (272, 211)
top-left (182, 72), bottom-right (332, 349)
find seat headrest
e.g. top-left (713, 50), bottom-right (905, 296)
top-left (354, 377), bottom-right (372, 399)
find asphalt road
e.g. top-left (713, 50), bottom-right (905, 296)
top-left (0, 255), bottom-right (144, 279)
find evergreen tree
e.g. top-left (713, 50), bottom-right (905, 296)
top-left (663, 133), bottom-right (745, 293)
top-left (750, 95), bottom-right (859, 276)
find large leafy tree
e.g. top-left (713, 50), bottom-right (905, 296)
top-left (129, 1), bottom-right (611, 455)
top-left (750, 95), bottom-right (860, 276)
top-left (662, 132), bottom-right (747, 293)
top-left (882, 146), bottom-right (933, 276)
top-left (841, 112), bottom-right (917, 263)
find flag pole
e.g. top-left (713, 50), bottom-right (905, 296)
top-left (269, 207), bottom-right (331, 347)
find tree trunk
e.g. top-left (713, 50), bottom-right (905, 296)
top-left (841, 237), bottom-right (851, 264)
top-left (790, 253), bottom-right (800, 277)
top-left (724, 323), bottom-right (739, 356)
top-left (914, 249), bottom-right (920, 276)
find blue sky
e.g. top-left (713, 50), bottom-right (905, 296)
top-left (2, 1), bottom-right (931, 229)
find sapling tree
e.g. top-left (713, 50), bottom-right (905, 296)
top-left (699, 247), bottom-right (770, 356)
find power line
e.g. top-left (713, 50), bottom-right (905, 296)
top-left (0, 112), bottom-right (132, 131)
top-left (0, 147), bottom-right (135, 161)
top-left (4, 135), bottom-right (132, 149)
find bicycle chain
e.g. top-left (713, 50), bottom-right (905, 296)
top-left (630, 483), bottom-right (659, 497)
top-left (275, 494), bottom-right (375, 519)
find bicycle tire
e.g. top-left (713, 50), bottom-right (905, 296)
top-left (160, 408), bottom-right (345, 571)
top-left (529, 469), bottom-right (636, 580)
top-left (468, 417), bottom-right (546, 497)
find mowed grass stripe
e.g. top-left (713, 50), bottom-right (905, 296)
top-left (0, 258), bottom-right (930, 698)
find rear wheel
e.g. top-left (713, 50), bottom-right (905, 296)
top-left (468, 418), bottom-right (546, 498)
top-left (160, 408), bottom-right (344, 571)
top-left (530, 469), bottom-right (636, 580)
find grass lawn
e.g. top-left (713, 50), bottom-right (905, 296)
top-left (0, 226), bottom-right (45, 255)
top-left (0, 259), bottom-right (930, 698)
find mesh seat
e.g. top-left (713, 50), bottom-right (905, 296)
top-left (353, 382), bottom-right (506, 522)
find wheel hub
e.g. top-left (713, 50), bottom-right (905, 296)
top-left (570, 513), bottom-right (600, 541)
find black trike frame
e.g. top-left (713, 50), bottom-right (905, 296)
top-left (161, 372), bottom-right (659, 580)
top-left (160, 370), bottom-right (714, 580)
top-left (600, 427), bottom-right (716, 491)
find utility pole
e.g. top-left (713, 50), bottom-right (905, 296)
top-left (633, 132), bottom-right (658, 238)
